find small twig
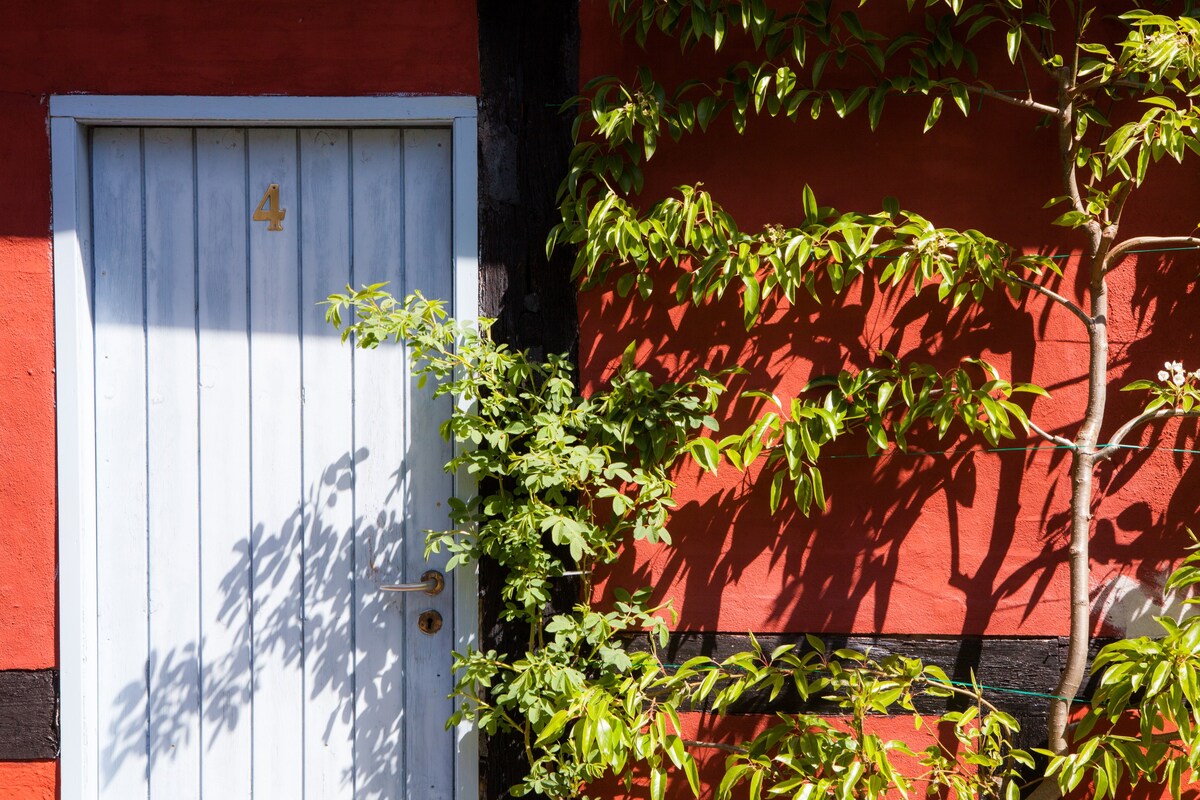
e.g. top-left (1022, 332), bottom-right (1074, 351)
top-left (963, 84), bottom-right (1058, 115)
top-left (1029, 420), bottom-right (1075, 449)
top-left (1094, 408), bottom-right (1200, 461)
top-left (1009, 276), bottom-right (1093, 329)
top-left (926, 680), bottom-right (1003, 716)
top-left (1105, 235), bottom-right (1200, 270)
top-left (683, 739), bottom-right (749, 754)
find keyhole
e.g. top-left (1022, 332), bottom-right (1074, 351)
top-left (418, 610), bottom-right (443, 635)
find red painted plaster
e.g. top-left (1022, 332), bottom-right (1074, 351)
top-left (580, 5), bottom-right (1200, 637)
top-left (0, 761), bottom-right (56, 800)
top-left (0, 0), bottom-right (478, 97)
top-left (0, 94), bottom-right (57, 670)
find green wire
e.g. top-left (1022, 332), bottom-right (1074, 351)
top-left (657, 663), bottom-right (1087, 703)
top-left (938, 679), bottom-right (1083, 704)
top-left (823, 442), bottom-right (1200, 460)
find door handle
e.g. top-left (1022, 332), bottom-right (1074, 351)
top-left (380, 569), bottom-right (444, 595)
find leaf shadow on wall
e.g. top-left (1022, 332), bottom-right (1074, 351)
top-left (586, 248), bottom-right (1200, 644)
top-left (100, 447), bottom-right (438, 799)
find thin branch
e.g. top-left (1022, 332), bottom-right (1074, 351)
top-left (1094, 408), bottom-right (1200, 461)
top-left (1071, 75), bottom-right (1156, 99)
top-left (1010, 276), bottom-right (1094, 329)
top-left (1055, 69), bottom-right (1087, 217)
top-left (1029, 420), bottom-right (1075, 449)
top-left (963, 84), bottom-right (1057, 115)
top-left (1105, 235), bottom-right (1200, 270)
top-left (926, 680), bottom-right (1003, 715)
top-left (683, 739), bottom-right (748, 754)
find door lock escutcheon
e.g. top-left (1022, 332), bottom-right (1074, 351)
top-left (417, 610), bottom-right (443, 635)
top-left (380, 570), bottom-right (444, 595)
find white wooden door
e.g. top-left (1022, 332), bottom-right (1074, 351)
top-left (88, 126), bottom-right (457, 800)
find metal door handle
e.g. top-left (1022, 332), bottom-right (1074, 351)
top-left (381, 570), bottom-right (444, 595)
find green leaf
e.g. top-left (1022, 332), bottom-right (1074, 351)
top-left (1006, 27), bottom-right (1021, 62)
top-left (924, 96), bottom-right (943, 133)
top-left (949, 83), bottom-right (970, 116)
top-left (650, 767), bottom-right (667, 800)
top-left (802, 185), bottom-right (819, 222)
top-left (770, 469), bottom-right (785, 514)
top-left (742, 274), bottom-right (762, 327)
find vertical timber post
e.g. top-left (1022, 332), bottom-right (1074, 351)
top-left (477, 2), bottom-right (580, 798)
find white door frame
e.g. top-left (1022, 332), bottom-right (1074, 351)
top-left (50, 95), bottom-right (479, 800)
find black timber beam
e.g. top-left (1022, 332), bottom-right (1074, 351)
top-left (477, 1), bottom-right (580, 798)
top-left (0, 669), bottom-right (58, 760)
top-left (628, 633), bottom-right (1115, 753)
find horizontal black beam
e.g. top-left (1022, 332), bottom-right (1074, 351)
top-left (0, 669), bottom-right (58, 760)
top-left (627, 633), bottom-right (1114, 752)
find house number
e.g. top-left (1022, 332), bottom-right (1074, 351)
top-left (252, 183), bottom-right (286, 231)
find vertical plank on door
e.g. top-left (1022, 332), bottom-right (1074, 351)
top-left (350, 128), bottom-right (406, 800)
top-left (196, 127), bottom-right (253, 799)
top-left (247, 128), bottom-right (304, 800)
top-left (143, 127), bottom-right (202, 797)
top-left (299, 128), bottom-right (355, 799)
top-left (401, 128), bottom-right (456, 800)
top-left (92, 127), bottom-right (150, 800)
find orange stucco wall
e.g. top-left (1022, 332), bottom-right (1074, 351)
top-left (578, 4), bottom-right (1200, 639)
top-left (0, 761), bottom-right (56, 800)
top-left (0, 2), bottom-right (477, 793)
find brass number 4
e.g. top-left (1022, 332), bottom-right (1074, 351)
top-left (253, 184), bottom-right (286, 231)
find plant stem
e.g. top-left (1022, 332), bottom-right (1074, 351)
top-left (1029, 65), bottom-right (1113, 800)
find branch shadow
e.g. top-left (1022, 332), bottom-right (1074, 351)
top-left (99, 445), bottom-right (443, 799)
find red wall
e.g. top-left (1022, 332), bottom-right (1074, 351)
top-left (0, 1), bottom-right (476, 794)
top-left (578, 3), bottom-right (1200, 639)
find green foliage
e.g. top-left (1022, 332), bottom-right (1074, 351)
top-left (326, 286), bottom-right (728, 622)
top-left (327, 287), bottom-right (1026, 799)
top-left (553, 0), bottom-right (1200, 315)
top-left (557, 181), bottom-right (1056, 330)
top-left (708, 354), bottom-right (1047, 514)
top-left (707, 642), bottom-right (1030, 800)
top-left (1123, 360), bottom-right (1200, 413)
top-left (1045, 536), bottom-right (1200, 799)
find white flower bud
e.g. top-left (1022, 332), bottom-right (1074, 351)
top-left (1159, 370), bottom-right (1170, 381)
top-left (1174, 374), bottom-right (1186, 386)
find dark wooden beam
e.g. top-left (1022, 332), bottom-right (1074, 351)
top-left (477, 2), bottom-right (580, 798)
top-left (0, 669), bottom-right (58, 760)
top-left (629, 633), bottom-right (1114, 753)
top-left (478, 0), bottom-right (579, 361)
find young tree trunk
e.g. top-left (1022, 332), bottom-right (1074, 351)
top-left (1029, 72), bottom-right (1114, 799)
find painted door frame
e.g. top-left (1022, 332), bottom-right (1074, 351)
top-left (50, 95), bottom-right (479, 800)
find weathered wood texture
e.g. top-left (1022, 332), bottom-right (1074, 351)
top-left (87, 126), bottom-right (456, 799)
top-left (0, 669), bottom-right (58, 760)
top-left (628, 633), bottom-right (1115, 752)
top-left (478, 0), bottom-right (579, 359)
top-left (477, 2), bottom-right (580, 800)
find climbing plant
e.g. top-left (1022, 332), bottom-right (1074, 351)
top-left (326, 287), bottom-right (1029, 799)
top-left (548, 1), bottom-right (1200, 798)
top-left (332, 1), bottom-right (1200, 799)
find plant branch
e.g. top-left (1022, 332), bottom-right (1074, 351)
top-left (1010, 276), bottom-right (1093, 329)
top-left (683, 739), bottom-right (748, 754)
top-left (925, 680), bottom-right (1003, 716)
top-left (1029, 420), bottom-right (1075, 449)
top-left (963, 84), bottom-right (1057, 115)
top-left (1105, 235), bottom-right (1200, 270)
top-left (1094, 408), bottom-right (1200, 461)
top-left (1057, 72), bottom-right (1087, 216)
